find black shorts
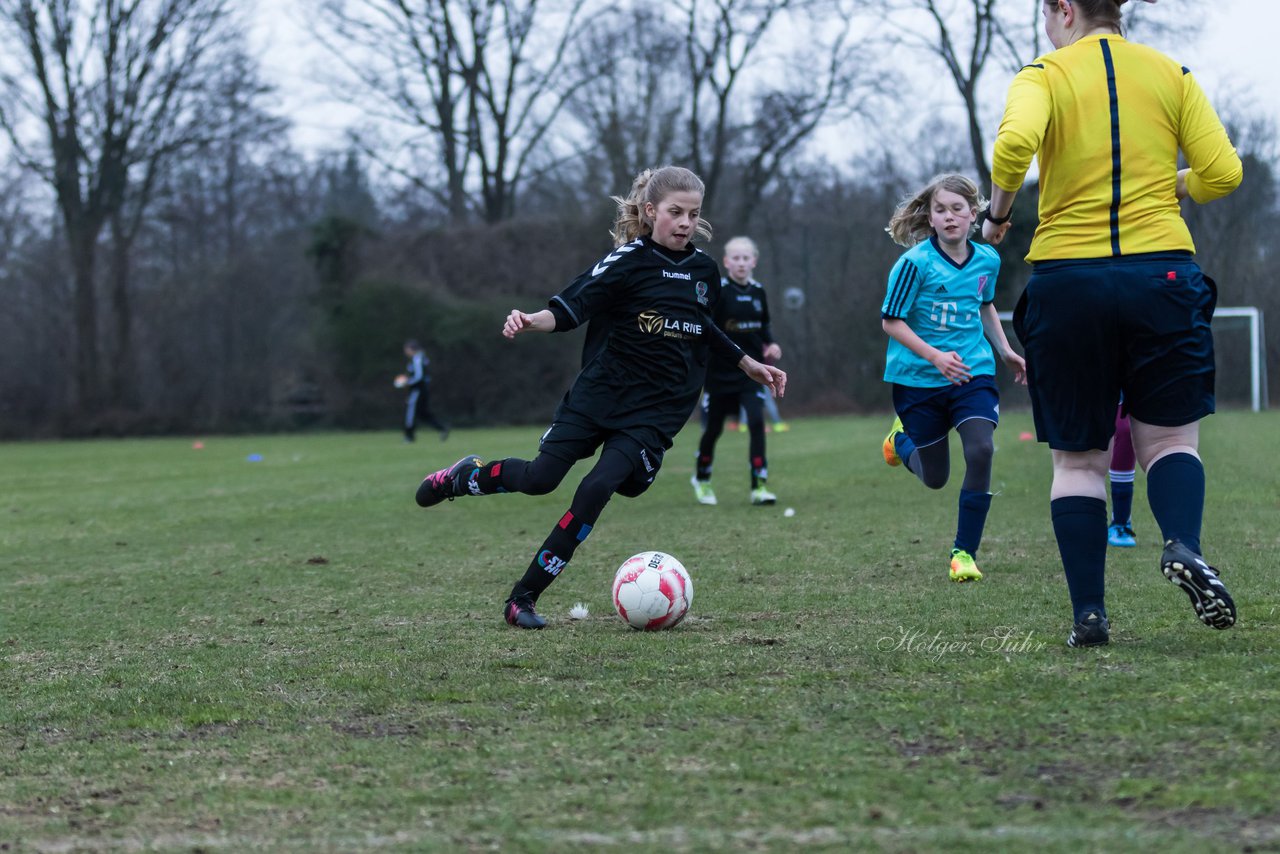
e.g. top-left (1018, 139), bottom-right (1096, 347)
top-left (702, 388), bottom-right (765, 418)
top-left (537, 411), bottom-right (666, 495)
top-left (1013, 252), bottom-right (1216, 452)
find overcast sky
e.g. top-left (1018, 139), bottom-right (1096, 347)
top-left (250, 0), bottom-right (1280, 161)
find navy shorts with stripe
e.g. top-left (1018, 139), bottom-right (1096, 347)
top-left (1012, 251), bottom-right (1216, 452)
top-left (892, 375), bottom-right (1000, 448)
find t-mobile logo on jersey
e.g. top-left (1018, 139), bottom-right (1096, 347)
top-left (930, 300), bottom-right (959, 330)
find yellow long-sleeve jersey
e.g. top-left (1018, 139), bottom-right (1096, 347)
top-left (992, 34), bottom-right (1242, 262)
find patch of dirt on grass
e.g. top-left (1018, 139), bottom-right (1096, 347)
top-left (1127, 805), bottom-right (1280, 849)
top-left (329, 713), bottom-right (474, 739)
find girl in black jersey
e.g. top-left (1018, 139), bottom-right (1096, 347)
top-left (691, 236), bottom-right (783, 506)
top-left (413, 166), bottom-right (787, 629)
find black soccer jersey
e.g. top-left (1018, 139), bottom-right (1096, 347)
top-left (705, 277), bottom-right (774, 393)
top-left (545, 236), bottom-right (745, 444)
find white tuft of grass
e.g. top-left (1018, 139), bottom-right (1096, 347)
top-left (569, 603), bottom-right (590, 620)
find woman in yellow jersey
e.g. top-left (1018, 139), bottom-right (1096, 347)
top-left (983, 0), bottom-right (1242, 647)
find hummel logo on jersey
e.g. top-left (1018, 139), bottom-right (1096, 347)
top-left (591, 242), bottom-right (638, 277)
top-left (663, 270), bottom-right (692, 280)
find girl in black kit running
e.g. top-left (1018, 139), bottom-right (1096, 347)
top-left (414, 166), bottom-right (787, 628)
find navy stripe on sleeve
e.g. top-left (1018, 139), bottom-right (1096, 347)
top-left (884, 260), bottom-right (919, 318)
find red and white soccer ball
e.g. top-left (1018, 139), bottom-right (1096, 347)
top-left (611, 551), bottom-right (694, 630)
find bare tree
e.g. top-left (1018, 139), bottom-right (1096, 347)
top-left (565, 6), bottom-right (686, 193)
top-left (881, 0), bottom-right (1207, 188)
top-left (675, 0), bottom-right (870, 224)
top-left (876, 0), bottom-right (1021, 189)
top-left (311, 0), bottom-right (593, 224)
top-left (0, 0), bottom-right (236, 411)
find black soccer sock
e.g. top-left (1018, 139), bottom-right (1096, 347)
top-left (1146, 453), bottom-right (1205, 555)
top-left (695, 453), bottom-right (714, 481)
top-left (508, 509), bottom-right (596, 603)
top-left (1051, 496), bottom-right (1109, 621)
top-left (747, 409), bottom-right (767, 488)
top-left (471, 459), bottom-right (510, 494)
top-left (507, 449), bottom-right (630, 604)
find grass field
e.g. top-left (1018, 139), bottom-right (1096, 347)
top-left (3, 411), bottom-right (1279, 852)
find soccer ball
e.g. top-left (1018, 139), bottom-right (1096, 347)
top-left (611, 551), bottom-right (693, 630)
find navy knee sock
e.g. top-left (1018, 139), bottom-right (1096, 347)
top-left (894, 432), bottom-right (918, 472)
top-left (1109, 475), bottom-right (1135, 525)
top-left (955, 490), bottom-right (993, 555)
top-left (1146, 453), bottom-right (1205, 555)
top-left (1050, 496), bottom-right (1109, 621)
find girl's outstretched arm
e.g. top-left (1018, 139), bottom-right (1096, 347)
top-left (503, 309), bottom-right (556, 339)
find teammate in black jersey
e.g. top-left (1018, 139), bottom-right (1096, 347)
top-left (413, 166), bottom-right (787, 629)
top-left (691, 236), bottom-right (783, 506)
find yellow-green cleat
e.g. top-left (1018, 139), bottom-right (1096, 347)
top-left (690, 475), bottom-right (718, 506)
top-left (949, 549), bottom-right (983, 582)
top-left (883, 417), bottom-right (905, 467)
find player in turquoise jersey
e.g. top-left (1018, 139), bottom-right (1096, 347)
top-left (986, 0), bottom-right (1242, 647)
top-left (880, 174), bottom-right (1026, 582)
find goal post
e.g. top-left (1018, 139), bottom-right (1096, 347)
top-left (996, 306), bottom-right (1267, 412)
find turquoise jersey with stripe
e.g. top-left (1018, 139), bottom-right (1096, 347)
top-left (880, 237), bottom-right (1001, 388)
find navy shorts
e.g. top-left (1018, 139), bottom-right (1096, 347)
top-left (538, 413), bottom-right (665, 497)
top-left (892, 375), bottom-right (1000, 448)
top-left (1013, 252), bottom-right (1216, 452)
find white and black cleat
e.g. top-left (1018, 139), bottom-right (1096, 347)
top-left (1161, 539), bottom-right (1236, 630)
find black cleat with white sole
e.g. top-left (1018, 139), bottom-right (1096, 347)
top-left (1161, 539), bottom-right (1236, 630)
top-left (1068, 609), bottom-right (1111, 647)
